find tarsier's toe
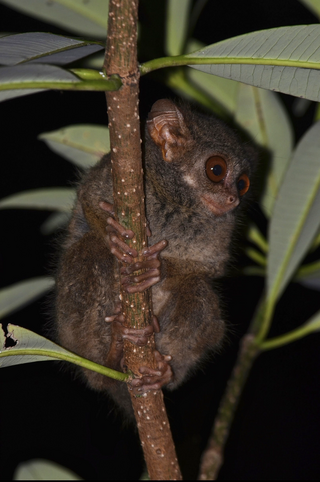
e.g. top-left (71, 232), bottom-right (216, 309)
top-left (128, 350), bottom-right (173, 394)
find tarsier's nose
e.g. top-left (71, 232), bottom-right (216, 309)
top-left (227, 195), bottom-right (239, 206)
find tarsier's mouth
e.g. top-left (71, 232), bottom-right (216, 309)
top-left (201, 194), bottom-right (239, 216)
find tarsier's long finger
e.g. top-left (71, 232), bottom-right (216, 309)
top-left (123, 276), bottom-right (161, 293)
top-left (122, 269), bottom-right (160, 287)
top-left (142, 239), bottom-right (168, 258)
top-left (139, 351), bottom-right (172, 375)
top-left (105, 302), bottom-right (122, 322)
top-left (130, 350), bottom-right (173, 392)
top-left (120, 258), bottom-right (160, 276)
top-left (152, 315), bottom-right (160, 333)
top-left (99, 201), bottom-right (115, 216)
top-left (106, 216), bottom-right (135, 240)
top-left (121, 324), bottom-right (154, 346)
top-left (108, 232), bottom-right (138, 262)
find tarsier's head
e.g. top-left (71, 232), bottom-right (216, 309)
top-left (146, 99), bottom-right (256, 217)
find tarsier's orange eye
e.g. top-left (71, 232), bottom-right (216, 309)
top-left (205, 156), bottom-right (227, 182)
top-left (237, 174), bottom-right (250, 196)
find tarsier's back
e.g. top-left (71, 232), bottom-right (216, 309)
top-left (55, 99), bottom-right (256, 417)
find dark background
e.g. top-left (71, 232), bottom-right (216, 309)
top-left (1, 1), bottom-right (320, 479)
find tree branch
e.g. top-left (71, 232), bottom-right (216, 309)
top-left (104, 1), bottom-right (181, 479)
top-left (198, 335), bottom-right (259, 480)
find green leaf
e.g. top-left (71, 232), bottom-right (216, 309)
top-left (0, 64), bottom-right (120, 102)
top-left (247, 224), bottom-right (268, 254)
top-left (0, 0), bottom-right (109, 38)
top-left (141, 25), bottom-right (320, 102)
top-left (186, 39), bottom-right (238, 116)
top-left (0, 33), bottom-right (103, 66)
top-left (0, 277), bottom-right (54, 320)
top-left (267, 120), bottom-right (320, 302)
top-left (296, 259), bottom-right (320, 280)
top-left (0, 188), bottom-right (76, 212)
top-left (40, 212), bottom-right (71, 235)
top-left (165, 68), bottom-right (229, 118)
top-left (0, 323), bottom-right (128, 382)
top-left (0, 64), bottom-right (77, 101)
top-left (299, 0), bottom-right (320, 18)
top-left (187, 25), bottom-right (320, 102)
top-left (166, 0), bottom-right (192, 56)
top-left (295, 259), bottom-right (320, 291)
top-left (234, 84), bottom-right (293, 216)
top-left (39, 124), bottom-right (110, 169)
top-left (14, 459), bottom-right (82, 480)
top-left (245, 248), bottom-right (267, 266)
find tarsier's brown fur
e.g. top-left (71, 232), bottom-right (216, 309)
top-left (55, 100), bottom-right (256, 416)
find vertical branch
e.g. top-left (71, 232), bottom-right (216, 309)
top-left (104, 1), bottom-right (182, 479)
top-left (198, 335), bottom-right (260, 480)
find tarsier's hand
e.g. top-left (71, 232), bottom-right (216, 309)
top-left (100, 201), bottom-right (168, 293)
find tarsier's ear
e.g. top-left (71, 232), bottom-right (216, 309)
top-left (147, 99), bottom-right (190, 162)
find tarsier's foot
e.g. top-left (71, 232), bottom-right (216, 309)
top-left (128, 350), bottom-right (173, 395)
top-left (100, 201), bottom-right (168, 293)
top-left (105, 312), bottom-right (173, 391)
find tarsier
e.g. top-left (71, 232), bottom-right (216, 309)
top-left (55, 99), bottom-right (256, 416)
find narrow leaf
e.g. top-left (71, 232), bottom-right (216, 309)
top-left (141, 26), bottom-right (320, 103)
top-left (267, 121), bottom-right (320, 301)
top-left (0, 33), bottom-right (103, 66)
top-left (166, 0), bottom-right (192, 56)
top-left (0, 277), bottom-right (54, 320)
top-left (235, 84), bottom-right (293, 216)
top-left (0, 188), bottom-right (76, 212)
top-left (296, 259), bottom-right (320, 291)
top-left (299, 0), bottom-right (320, 18)
top-left (0, 323), bottom-right (127, 382)
top-left (187, 25), bottom-right (320, 102)
top-left (0, 63), bottom-right (78, 101)
top-left (299, 277), bottom-right (320, 290)
top-left (14, 459), bottom-right (82, 481)
top-left (0, 0), bottom-right (108, 38)
top-left (39, 124), bottom-right (110, 169)
top-left (186, 39), bottom-right (238, 116)
top-left (40, 212), bottom-right (71, 235)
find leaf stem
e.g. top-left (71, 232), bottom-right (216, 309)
top-left (140, 55), bottom-right (320, 75)
top-left (260, 321), bottom-right (320, 350)
top-left (0, 349), bottom-right (128, 381)
top-left (0, 78), bottom-right (121, 92)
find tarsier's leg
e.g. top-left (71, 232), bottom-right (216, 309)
top-left (100, 201), bottom-right (173, 393)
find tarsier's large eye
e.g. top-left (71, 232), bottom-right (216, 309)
top-left (237, 174), bottom-right (250, 196)
top-left (205, 156), bottom-right (227, 182)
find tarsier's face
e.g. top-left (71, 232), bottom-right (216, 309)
top-left (200, 154), bottom-right (251, 216)
top-left (147, 99), bottom-right (254, 216)
top-left (181, 149), bottom-right (251, 216)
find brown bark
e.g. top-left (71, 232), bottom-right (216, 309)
top-left (198, 335), bottom-right (259, 480)
top-left (104, 1), bottom-right (182, 479)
